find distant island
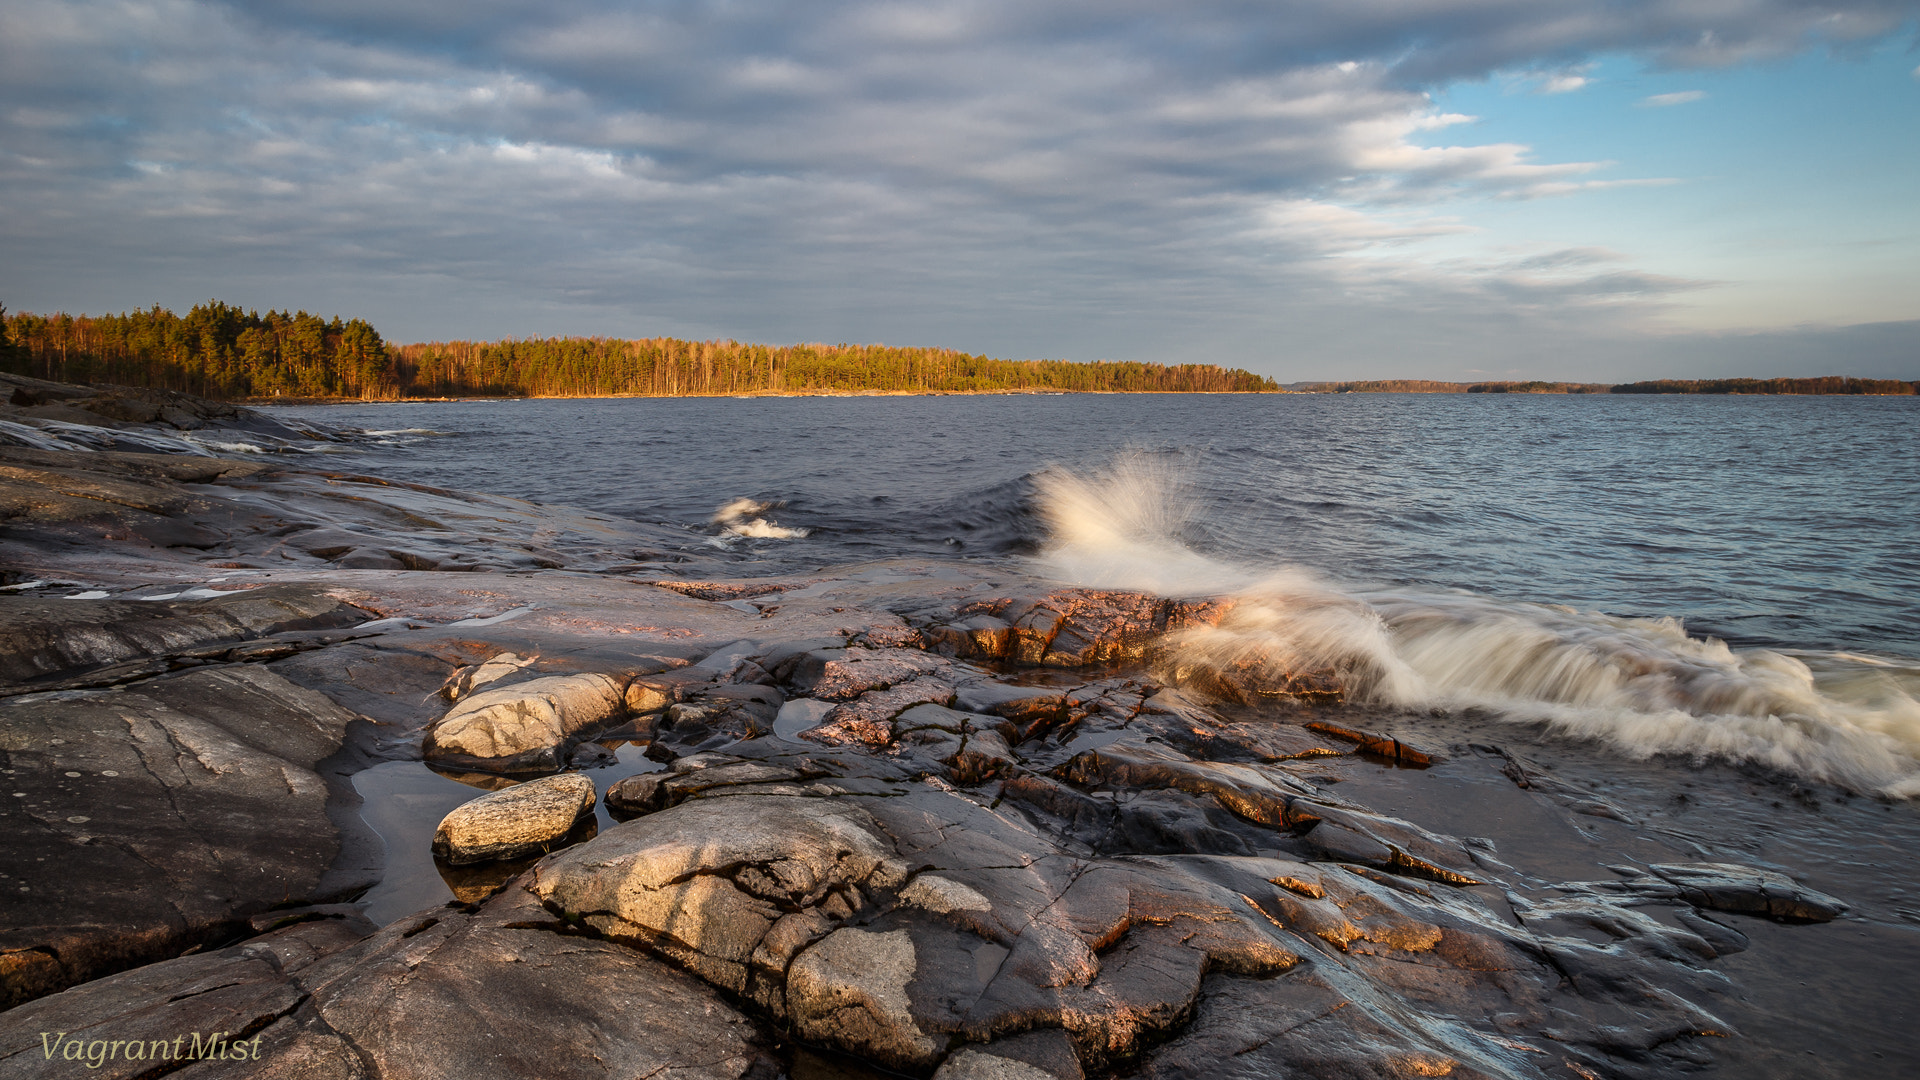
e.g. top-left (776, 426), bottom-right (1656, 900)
top-left (4, 301), bottom-right (1911, 400)
top-left (1289, 377), bottom-right (1918, 395)
top-left (0, 301), bottom-right (1276, 399)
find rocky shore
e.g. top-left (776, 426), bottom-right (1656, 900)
top-left (0, 371), bottom-right (1903, 1079)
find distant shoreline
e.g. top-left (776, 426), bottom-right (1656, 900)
top-left (239, 388), bottom-right (1285, 406)
top-left (243, 379), bottom-right (1920, 406)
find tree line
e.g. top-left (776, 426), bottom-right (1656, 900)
top-left (3, 301), bottom-right (394, 399)
top-left (1, 301), bottom-right (1278, 399)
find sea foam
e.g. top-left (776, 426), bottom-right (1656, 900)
top-left (711, 497), bottom-right (810, 540)
top-left (1031, 454), bottom-right (1920, 798)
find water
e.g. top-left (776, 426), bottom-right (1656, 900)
top-left (271, 393), bottom-right (1920, 794)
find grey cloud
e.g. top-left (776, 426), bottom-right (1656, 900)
top-left (2, 0), bottom-right (1916, 378)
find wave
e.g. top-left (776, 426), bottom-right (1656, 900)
top-left (922, 474), bottom-right (1048, 554)
top-left (1030, 454), bottom-right (1920, 798)
top-left (710, 497), bottom-right (809, 541)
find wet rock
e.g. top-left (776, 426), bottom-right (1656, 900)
top-left (802, 678), bottom-right (958, 748)
top-left (332, 547), bottom-right (407, 570)
top-left (621, 669), bottom-right (703, 714)
top-left (431, 773), bottom-right (598, 865)
top-left (424, 672), bottom-right (626, 772)
top-left (792, 646), bottom-right (952, 701)
top-left (759, 637), bottom-right (848, 681)
top-left (924, 590), bottom-right (1232, 668)
top-left (1057, 740), bottom-right (1318, 830)
top-left (649, 695), bottom-right (775, 759)
top-left (568, 741), bottom-right (617, 768)
top-left (956, 683), bottom-right (1075, 742)
top-left (0, 666), bottom-right (366, 1009)
top-left (0, 583), bottom-right (368, 685)
top-left (941, 1031), bottom-right (1085, 1080)
top-left (1164, 655), bottom-right (1346, 707)
top-left (283, 526), bottom-right (381, 559)
top-left (1648, 862), bottom-right (1846, 922)
top-left (608, 757), bottom-right (835, 817)
top-left (1304, 719), bottom-right (1441, 765)
top-left (606, 771), bottom-right (673, 816)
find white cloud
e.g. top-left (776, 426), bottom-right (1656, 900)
top-left (1639, 90), bottom-right (1707, 107)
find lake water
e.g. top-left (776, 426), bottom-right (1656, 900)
top-left (273, 392), bottom-right (1920, 796)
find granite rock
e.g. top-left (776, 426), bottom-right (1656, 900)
top-left (432, 773), bottom-right (598, 865)
top-left (424, 673), bottom-right (626, 772)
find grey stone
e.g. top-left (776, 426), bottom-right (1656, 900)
top-left (431, 773), bottom-right (597, 865)
top-left (424, 673), bottom-right (626, 772)
top-left (531, 794), bottom-right (908, 1000)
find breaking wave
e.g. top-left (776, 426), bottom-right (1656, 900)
top-left (1031, 454), bottom-right (1920, 798)
top-left (710, 497), bottom-right (810, 541)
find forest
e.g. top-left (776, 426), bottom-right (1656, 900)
top-left (0, 302), bottom-right (1278, 399)
top-left (2, 301), bottom-right (393, 399)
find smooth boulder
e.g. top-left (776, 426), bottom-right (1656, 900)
top-left (431, 773), bottom-right (598, 865)
top-left (531, 795), bottom-right (908, 1002)
top-left (424, 673), bottom-right (625, 771)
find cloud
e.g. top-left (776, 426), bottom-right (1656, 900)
top-left (0, 0), bottom-right (1912, 375)
top-left (1639, 89), bottom-right (1708, 106)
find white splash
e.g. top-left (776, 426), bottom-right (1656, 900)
top-left (1030, 455), bottom-right (1920, 798)
top-left (711, 497), bottom-right (809, 540)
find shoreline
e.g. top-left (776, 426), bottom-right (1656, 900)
top-left (239, 387), bottom-right (1290, 406)
top-left (241, 383), bottom-right (1920, 406)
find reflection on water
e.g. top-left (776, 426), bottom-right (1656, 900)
top-left (351, 741), bottom-right (665, 926)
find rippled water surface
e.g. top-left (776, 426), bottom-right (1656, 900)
top-left (276, 393), bottom-right (1918, 656)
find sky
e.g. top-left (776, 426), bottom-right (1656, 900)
top-left (2, 1), bottom-right (1917, 382)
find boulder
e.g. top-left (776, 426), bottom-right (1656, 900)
top-left (431, 773), bottom-right (598, 865)
top-left (531, 794), bottom-right (908, 1003)
top-left (424, 673), bottom-right (626, 772)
